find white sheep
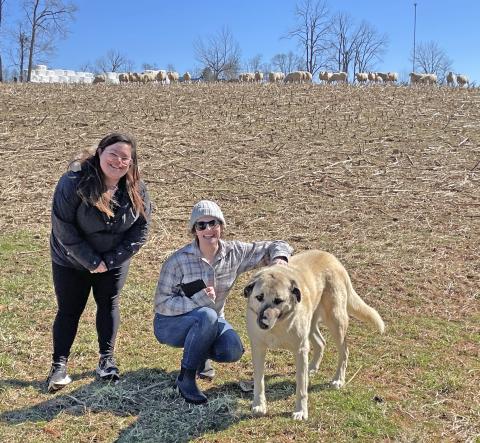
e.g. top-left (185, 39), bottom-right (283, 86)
top-left (376, 72), bottom-right (397, 83)
top-left (156, 70), bottom-right (167, 84)
top-left (254, 71), bottom-right (264, 82)
top-left (143, 72), bottom-right (156, 83)
top-left (319, 71), bottom-right (332, 83)
top-left (284, 71), bottom-right (304, 83)
top-left (376, 72), bottom-right (389, 82)
top-left (93, 74), bottom-right (106, 84)
top-left (409, 72), bottom-right (437, 85)
top-left (456, 74), bottom-right (469, 87)
top-left (355, 72), bottom-right (368, 83)
top-left (128, 72), bottom-right (140, 82)
top-left (367, 72), bottom-right (377, 83)
top-left (118, 73), bottom-right (129, 83)
top-left (239, 72), bottom-right (255, 82)
top-left (167, 71), bottom-right (179, 83)
top-left (409, 72), bottom-right (423, 84)
top-left (268, 72), bottom-right (284, 83)
top-left (424, 73), bottom-right (437, 85)
top-left (183, 72), bottom-right (191, 83)
top-left (387, 72), bottom-right (398, 82)
top-left (329, 72), bottom-right (348, 83)
top-left (446, 71), bottom-right (456, 86)
top-left (303, 71), bottom-right (313, 82)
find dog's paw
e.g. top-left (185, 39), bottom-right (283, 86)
top-left (292, 410), bottom-right (308, 420)
top-left (252, 404), bottom-right (267, 416)
top-left (330, 379), bottom-right (344, 389)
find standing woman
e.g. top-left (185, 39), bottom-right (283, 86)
top-left (154, 200), bottom-right (293, 404)
top-left (47, 132), bottom-right (151, 393)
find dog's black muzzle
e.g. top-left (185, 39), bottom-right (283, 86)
top-left (258, 306), bottom-right (269, 329)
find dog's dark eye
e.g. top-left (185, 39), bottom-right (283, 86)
top-left (273, 298), bottom-right (283, 305)
top-left (256, 294), bottom-right (264, 302)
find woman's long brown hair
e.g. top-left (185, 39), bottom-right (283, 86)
top-left (74, 132), bottom-right (146, 218)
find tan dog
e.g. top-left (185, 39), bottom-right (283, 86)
top-left (244, 250), bottom-right (385, 420)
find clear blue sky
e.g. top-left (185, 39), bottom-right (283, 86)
top-left (5, 0), bottom-right (478, 82)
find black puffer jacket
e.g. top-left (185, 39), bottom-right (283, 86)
top-left (50, 170), bottom-right (151, 271)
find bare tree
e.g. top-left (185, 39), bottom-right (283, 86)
top-left (412, 40), bottom-right (452, 83)
top-left (11, 24), bottom-right (29, 81)
top-left (78, 61), bottom-right (93, 72)
top-left (325, 12), bottom-right (359, 74)
top-left (352, 21), bottom-right (388, 75)
top-left (246, 54), bottom-right (262, 72)
top-left (193, 26), bottom-right (241, 80)
top-left (8, 22), bottom-right (51, 81)
top-left (324, 12), bottom-right (388, 79)
top-left (270, 51), bottom-right (304, 74)
top-left (95, 49), bottom-right (132, 73)
top-left (23, 0), bottom-right (76, 81)
top-left (142, 62), bottom-right (159, 71)
top-left (200, 66), bottom-right (214, 81)
top-left (287, 0), bottom-right (331, 75)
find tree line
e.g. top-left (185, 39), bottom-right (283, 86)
top-left (0, 0), bottom-right (453, 83)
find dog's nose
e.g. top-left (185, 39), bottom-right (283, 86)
top-left (258, 314), bottom-right (269, 329)
top-left (259, 319), bottom-right (269, 329)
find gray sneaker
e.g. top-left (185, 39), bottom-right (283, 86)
top-left (197, 359), bottom-right (215, 380)
top-left (46, 362), bottom-right (72, 393)
top-left (96, 355), bottom-right (119, 381)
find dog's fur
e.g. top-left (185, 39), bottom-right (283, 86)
top-left (244, 250), bottom-right (385, 420)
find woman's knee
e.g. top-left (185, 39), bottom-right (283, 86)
top-left (194, 307), bottom-right (219, 327)
top-left (213, 330), bottom-right (244, 362)
top-left (225, 342), bottom-right (244, 362)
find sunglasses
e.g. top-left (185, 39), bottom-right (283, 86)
top-left (194, 219), bottom-right (221, 231)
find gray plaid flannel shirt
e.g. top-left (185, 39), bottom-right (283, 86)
top-left (154, 239), bottom-right (293, 317)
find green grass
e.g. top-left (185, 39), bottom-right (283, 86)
top-left (0, 229), bottom-right (479, 442)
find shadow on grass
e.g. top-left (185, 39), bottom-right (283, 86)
top-left (0, 368), bottom-right (263, 442)
top-left (0, 371), bottom-right (93, 392)
top-left (0, 367), bottom-right (314, 441)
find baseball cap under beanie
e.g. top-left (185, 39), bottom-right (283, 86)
top-left (189, 200), bottom-right (226, 231)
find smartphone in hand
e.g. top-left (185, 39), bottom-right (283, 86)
top-left (180, 279), bottom-right (207, 298)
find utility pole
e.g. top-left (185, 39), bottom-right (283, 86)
top-left (412, 2), bottom-right (417, 73)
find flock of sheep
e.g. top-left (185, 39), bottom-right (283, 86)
top-left (409, 71), bottom-right (469, 86)
top-left (445, 71), bottom-right (469, 87)
top-left (93, 70), bottom-right (189, 84)
top-left (354, 72), bottom-right (398, 83)
top-left (91, 68), bottom-right (470, 87)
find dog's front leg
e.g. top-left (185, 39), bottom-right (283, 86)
top-left (293, 343), bottom-right (309, 420)
top-left (251, 343), bottom-right (267, 416)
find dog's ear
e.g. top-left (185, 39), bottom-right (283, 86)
top-left (290, 281), bottom-right (301, 302)
top-left (244, 281), bottom-right (256, 297)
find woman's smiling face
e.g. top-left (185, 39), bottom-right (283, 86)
top-left (194, 215), bottom-right (222, 247)
top-left (99, 142), bottom-right (132, 185)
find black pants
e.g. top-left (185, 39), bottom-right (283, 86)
top-left (51, 261), bottom-right (130, 363)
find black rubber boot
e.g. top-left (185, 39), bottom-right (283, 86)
top-left (197, 359), bottom-right (216, 380)
top-left (175, 367), bottom-right (208, 404)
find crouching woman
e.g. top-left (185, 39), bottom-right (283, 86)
top-left (153, 200), bottom-right (293, 404)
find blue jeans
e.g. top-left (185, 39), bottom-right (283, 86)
top-left (153, 307), bottom-right (244, 370)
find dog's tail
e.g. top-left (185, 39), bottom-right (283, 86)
top-left (346, 278), bottom-right (385, 334)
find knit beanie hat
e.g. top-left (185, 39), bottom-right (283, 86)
top-left (189, 200), bottom-right (226, 231)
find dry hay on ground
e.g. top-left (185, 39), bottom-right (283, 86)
top-left (1, 82), bottom-right (478, 318)
top-left (0, 82), bottom-right (479, 439)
